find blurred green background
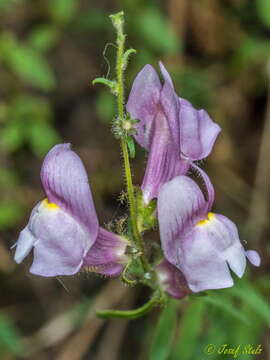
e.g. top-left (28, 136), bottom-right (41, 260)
top-left (0, 0), bottom-right (269, 359)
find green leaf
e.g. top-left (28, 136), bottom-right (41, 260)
top-left (229, 280), bottom-right (270, 326)
top-left (136, 7), bottom-right (180, 54)
top-left (200, 292), bottom-right (250, 325)
top-left (232, 302), bottom-right (263, 351)
top-left (0, 119), bottom-right (25, 151)
top-left (127, 136), bottom-right (135, 158)
top-left (149, 300), bottom-right (178, 360)
top-left (11, 47), bottom-right (56, 90)
top-left (92, 78), bottom-right (118, 94)
top-left (172, 300), bottom-right (206, 360)
top-left (27, 26), bottom-right (59, 52)
top-left (48, 0), bottom-right (77, 24)
top-left (123, 48), bottom-right (136, 69)
top-left (3, 38), bottom-right (56, 90)
top-left (256, 0), bottom-right (270, 27)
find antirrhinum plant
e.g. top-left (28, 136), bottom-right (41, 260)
top-left (12, 11), bottom-right (261, 319)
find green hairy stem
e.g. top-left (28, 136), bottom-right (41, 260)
top-left (110, 11), bottom-right (150, 273)
top-left (96, 291), bottom-right (163, 319)
top-left (93, 11), bottom-right (166, 319)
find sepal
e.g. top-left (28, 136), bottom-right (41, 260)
top-left (136, 189), bottom-right (157, 232)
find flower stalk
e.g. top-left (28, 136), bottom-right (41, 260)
top-left (110, 11), bottom-right (150, 274)
top-left (96, 290), bottom-right (163, 319)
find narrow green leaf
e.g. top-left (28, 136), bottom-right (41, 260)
top-left (8, 44), bottom-right (56, 90)
top-left (172, 300), bottom-right (206, 360)
top-left (123, 48), bottom-right (136, 69)
top-left (149, 300), bottom-right (178, 360)
top-left (127, 136), bottom-right (135, 158)
top-left (232, 303), bottom-right (263, 352)
top-left (201, 293), bottom-right (250, 325)
top-left (136, 7), bottom-right (180, 54)
top-left (229, 280), bottom-right (270, 326)
top-left (27, 26), bottom-right (59, 52)
top-left (92, 78), bottom-right (117, 94)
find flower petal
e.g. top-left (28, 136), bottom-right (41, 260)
top-left (14, 226), bottom-right (36, 264)
top-left (155, 259), bottom-right (190, 299)
top-left (159, 62), bottom-right (180, 150)
top-left (246, 250), bottom-right (261, 267)
top-left (83, 227), bottom-right (127, 271)
top-left (158, 176), bottom-right (207, 265)
top-left (176, 213), bottom-right (249, 291)
top-left (126, 64), bottom-right (161, 149)
top-left (141, 112), bottom-right (189, 204)
top-left (29, 200), bottom-right (90, 276)
top-left (179, 98), bottom-right (221, 160)
top-left (177, 225), bottom-right (235, 292)
top-left (92, 263), bottom-right (124, 277)
top-left (41, 144), bottom-right (99, 246)
top-left (191, 164), bottom-right (215, 211)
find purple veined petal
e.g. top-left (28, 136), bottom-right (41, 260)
top-left (155, 259), bottom-right (190, 299)
top-left (179, 98), bottom-right (221, 161)
top-left (175, 224), bottom-right (235, 292)
top-left (83, 227), bottom-right (128, 275)
top-left (191, 164), bottom-right (215, 212)
top-left (176, 213), bottom-right (250, 292)
top-left (246, 250), bottom-right (261, 267)
top-left (157, 176), bottom-right (207, 266)
top-left (41, 144), bottom-right (99, 248)
top-left (198, 214), bottom-right (247, 279)
top-left (29, 200), bottom-right (90, 276)
top-left (159, 62), bottom-right (180, 150)
top-left (126, 64), bottom-right (162, 149)
top-left (141, 111), bottom-right (189, 204)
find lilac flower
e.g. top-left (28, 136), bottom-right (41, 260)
top-left (127, 62), bottom-right (221, 204)
top-left (14, 144), bottom-right (128, 277)
top-left (155, 259), bottom-right (190, 299)
top-left (157, 166), bottom-right (261, 292)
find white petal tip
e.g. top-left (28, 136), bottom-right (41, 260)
top-left (14, 228), bottom-right (36, 264)
top-left (246, 250), bottom-right (261, 267)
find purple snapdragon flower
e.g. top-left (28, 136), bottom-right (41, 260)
top-left (155, 259), bottom-right (190, 299)
top-left (127, 62), bottom-right (221, 204)
top-left (157, 166), bottom-right (261, 292)
top-left (14, 144), bottom-right (128, 277)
